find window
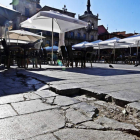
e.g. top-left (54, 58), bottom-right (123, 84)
top-left (25, 8), bottom-right (30, 17)
top-left (91, 35), bottom-right (94, 40)
top-left (70, 32), bottom-right (74, 38)
top-left (83, 33), bottom-right (86, 40)
top-left (77, 32), bottom-right (81, 38)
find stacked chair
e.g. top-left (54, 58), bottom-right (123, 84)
top-left (85, 47), bottom-right (94, 68)
top-left (60, 45), bottom-right (83, 68)
top-left (1, 39), bottom-right (10, 69)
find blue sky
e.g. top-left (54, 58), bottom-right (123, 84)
top-left (1, 0), bottom-right (140, 33)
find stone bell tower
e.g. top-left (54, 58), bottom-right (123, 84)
top-left (85, 0), bottom-right (93, 15)
top-left (78, 0), bottom-right (100, 41)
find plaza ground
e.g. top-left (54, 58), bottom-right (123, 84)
top-left (0, 63), bottom-right (140, 140)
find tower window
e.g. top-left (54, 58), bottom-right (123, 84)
top-left (25, 8), bottom-right (30, 17)
top-left (91, 35), bottom-right (94, 40)
top-left (83, 33), bottom-right (86, 39)
top-left (77, 32), bottom-right (81, 38)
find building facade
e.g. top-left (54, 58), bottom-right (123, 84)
top-left (11, 0), bottom-right (100, 46)
top-left (98, 25), bottom-right (137, 41)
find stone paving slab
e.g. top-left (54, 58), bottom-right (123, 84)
top-left (126, 102), bottom-right (140, 112)
top-left (70, 102), bottom-right (98, 118)
top-left (34, 90), bottom-right (57, 98)
top-left (0, 104), bottom-right (17, 118)
top-left (3, 87), bottom-right (32, 95)
top-left (94, 117), bottom-right (139, 132)
top-left (77, 121), bottom-right (105, 130)
top-left (11, 99), bottom-right (59, 115)
top-left (0, 93), bottom-right (40, 105)
top-left (27, 133), bottom-right (57, 140)
top-left (106, 90), bottom-right (140, 106)
top-left (0, 110), bottom-right (65, 140)
top-left (66, 108), bottom-right (92, 124)
top-left (54, 129), bottom-right (136, 140)
top-left (81, 87), bottom-right (140, 106)
top-left (54, 95), bottom-right (80, 106)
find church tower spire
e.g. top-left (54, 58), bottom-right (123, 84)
top-left (84, 0), bottom-right (93, 15)
top-left (87, 0), bottom-right (91, 13)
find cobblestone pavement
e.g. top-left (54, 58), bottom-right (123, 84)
top-left (0, 63), bottom-right (140, 140)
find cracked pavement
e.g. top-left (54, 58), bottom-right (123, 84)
top-left (0, 63), bottom-right (140, 139)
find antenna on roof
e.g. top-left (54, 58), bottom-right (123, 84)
top-left (107, 24), bottom-right (108, 30)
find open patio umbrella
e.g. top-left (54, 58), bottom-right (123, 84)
top-left (7, 30), bottom-right (45, 44)
top-left (6, 39), bottom-right (29, 44)
top-left (20, 10), bottom-right (87, 62)
top-left (117, 34), bottom-right (140, 56)
top-left (85, 40), bottom-right (102, 49)
top-left (72, 41), bottom-right (89, 50)
top-left (98, 37), bottom-right (121, 61)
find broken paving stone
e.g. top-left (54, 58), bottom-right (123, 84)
top-left (135, 123), bottom-right (140, 129)
top-left (94, 117), bottom-right (139, 132)
top-left (27, 133), bottom-right (57, 140)
top-left (76, 121), bottom-right (105, 130)
top-left (54, 95), bottom-right (80, 106)
top-left (107, 90), bottom-right (140, 105)
top-left (11, 99), bottom-right (58, 115)
top-left (0, 110), bottom-right (65, 140)
top-left (34, 90), bottom-right (57, 98)
top-left (54, 129), bottom-right (136, 140)
top-left (0, 93), bottom-right (40, 104)
top-left (34, 83), bottom-right (48, 91)
top-left (70, 102), bottom-right (98, 118)
top-left (3, 87), bottom-right (32, 95)
top-left (74, 95), bottom-right (96, 102)
top-left (66, 108), bottom-right (92, 124)
top-left (50, 84), bottom-right (80, 95)
top-left (0, 104), bottom-right (17, 118)
top-left (126, 102), bottom-right (140, 113)
top-left (36, 85), bottom-right (49, 91)
top-left (94, 101), bottom-right (108, 107)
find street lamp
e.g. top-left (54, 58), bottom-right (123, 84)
top-left (85, 21), bottom-right (94, 41)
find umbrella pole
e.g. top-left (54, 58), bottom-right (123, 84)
top-left (4, 24), bottom-right (7, 43)
top-left (51, 18), bottom-right (54, 64)
top-left (7, 28), bottom-right (10, 45)
top-left (98, 45), bottom-right (100, 62)
top-left (114, 42), bottom-right (115, 63)
top-left (137, 41), bottom-right (139, 56)
top-left (136, 41), bottom-right (139, 64)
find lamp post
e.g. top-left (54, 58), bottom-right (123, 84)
top-left (85, 21), bottom-right (94, 41)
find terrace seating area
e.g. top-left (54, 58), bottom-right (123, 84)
top-left (0, 39), bottom-right (58, 69)
top-left (1, 37), bottom-right (140, 70)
